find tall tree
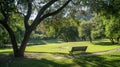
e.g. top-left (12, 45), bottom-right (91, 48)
top-left (102, 15), bottom-right (120, 44)
top-left (0, 0), bottom-right (72, 57)
top-left (79, 21), bottom-right (93, 42)
top-left (81, 0), bottom-right (120, 43)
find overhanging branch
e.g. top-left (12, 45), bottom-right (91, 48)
top-left (34, 0), bottom-right (58, 20)
top-left (29, 0), bottom-right (58, 31)
top-left (42, 0), bottom-right (72, 19)
top-left (24, 0), bottom-right (32, 30)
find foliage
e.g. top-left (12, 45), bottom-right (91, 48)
top-left (0, 25), bottom-right (10, 48)
top-left (10, 13), bottom-right (25, 43)
top-left (102, 15), bottom-right (120, 44)
top-left (79, 21), bottom-right (93, 42)
top-left (88, 0), bottom-right (120, 44)
top-left (90, 15), bottom-right (105, 39)
top-left (59, 26), bottom-right (79, 42)
top-left (38, 14), bottom-right (80, 42)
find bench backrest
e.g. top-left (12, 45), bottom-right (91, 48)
top-left (71, 46), bottom-right (87, 52)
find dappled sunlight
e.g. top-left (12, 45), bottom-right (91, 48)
top-left (73, 54), bottom-right (120, 67)
top-left (0, 55), bottom-right (75, 67)
top-left (1, 52), bottom-right (120, 67)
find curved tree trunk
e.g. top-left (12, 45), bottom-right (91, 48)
top-left (1, 23), bottom-right (19, 57)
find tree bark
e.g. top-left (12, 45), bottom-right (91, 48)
top-left (116, 36), bottom-right (120, 44)
top-left (89, 35), bottom-right (92, 43)
top-left (109, 37), bottom-right (115, 44)
top-left (1, 23), bottom-right (19, 57)
top-left (18, 30), bottom-right (32, 57)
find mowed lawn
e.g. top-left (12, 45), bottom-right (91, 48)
top-left (1, 49), bottom-right (120, 67)
top-left (0, 39), bottom-right (120, 54)
top-left (0, 39), bottom-right (120, 67)
top-left (26, 41), bottom-right (119, 54)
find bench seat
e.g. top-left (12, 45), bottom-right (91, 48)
top-left (69, 46), bottom-right (87, 55)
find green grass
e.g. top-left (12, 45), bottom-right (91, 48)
top-left (26, 39), bottom-right (119, 53)
top-left (0, 39), bottom-right (120, 54)
top-left (26, 41), bottom-right (119, 54)
top-left (1, 51), bottom-right (120, 67)
top-left (0, 39), bottom-right (120, 67)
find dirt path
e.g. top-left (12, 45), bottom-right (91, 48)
top-left (73, 48), bottom-right (120, 57)
top-left (53, 48), bottom-right (120, 59)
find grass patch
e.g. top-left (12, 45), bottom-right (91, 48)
top-left (26, 41), bottom-right (119, 53)
top-left (0, 39), bottom-right (120, 67)
top-left (1, 51), bottom-right (120, 67)
top-left (0, 39), bottom-right (120, 54)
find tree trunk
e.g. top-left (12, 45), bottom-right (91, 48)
top-left (1, 23), bottom-right (19, 57)
top-left (18, 30), bottom-right (32, 57)
top-left (89, 35), bottom-right (92, 43)
top-left (109, 37), bottom-right (115, 44)
top-left (116, 36), bottom-right (120, 44)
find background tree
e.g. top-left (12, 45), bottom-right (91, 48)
top-left (102, 16), bottom-right (120, 44)
top-left (96, 0), bottom-right (120, 44)
top-left (82, 0), bottom-right (120, 44)
top-left (79, 21), bottom-right (93, 42)
top-left (90, 15), bottom-right (105, 40)
top-left (59, 26), bottom-right (79, 42)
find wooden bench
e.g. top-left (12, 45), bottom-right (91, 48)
top-left (69, 46), bottom-right (87, 55)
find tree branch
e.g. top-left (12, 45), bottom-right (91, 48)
top-left (39, 0), bottom-right (72, 25)
top-left (29, 0), bottom-right (58, 31)
top-left (24, 0), bottom-right (32, 30)
top-left (34, 0), bottom-right (58, 20)
top-left (42, 0), bottom-right (72, 19)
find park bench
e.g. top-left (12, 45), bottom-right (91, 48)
top-left (69, 46), bottom-right (88, 55)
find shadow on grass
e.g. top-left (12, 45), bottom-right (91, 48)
top-left (73, 54), bottom-right (120, 67)
top-left (0, 51), bottom-right (12, 54)
top-left (0, 57), bottom-right (73, 67)
top-left (1, 52), bottom-right (120, 67)
top-left (92, 42), bottom-right (115, 46)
